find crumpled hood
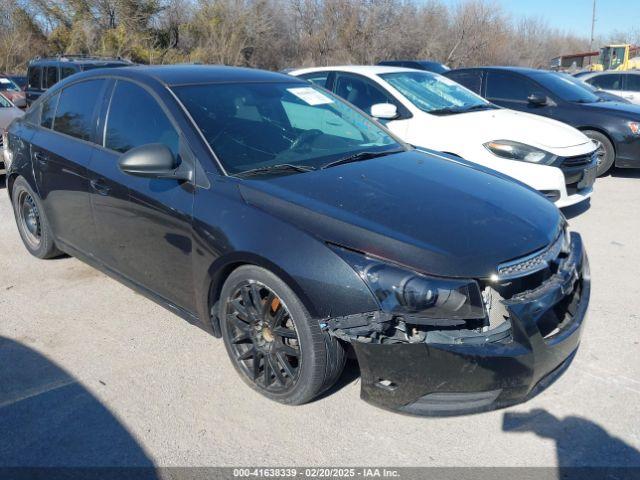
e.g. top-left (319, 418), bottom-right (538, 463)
top-left (433, 108), bottom-right (591, 150)
top-left (239, 150), bottom-right (562, 278)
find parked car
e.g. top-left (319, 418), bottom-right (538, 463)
top-left (8, 75), bottom-right (27, 90)
top-left (5, 65), bottom-right (589, 415)
top-left (0, 95), bottom-right (24, 175)
top-left (579, 71), bottom-right (640, 105)
top-left (291, 66), bottom-right (598, 208)
top-left (26, 55), bottom-right (132, 106)
top-left (558, 72), bottom-right (631, 104)
top-left (377, 60), bottom-right (450, 74)
top-left (0, 76), bottom-right (26, 107)
top-left (444, 66), bottom-right (640, 175)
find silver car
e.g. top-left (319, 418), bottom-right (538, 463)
top-left (0, 94), bottom-right (23, 175)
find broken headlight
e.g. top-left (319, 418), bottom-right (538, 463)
top-left (332, 247), bottom-right (485, 322)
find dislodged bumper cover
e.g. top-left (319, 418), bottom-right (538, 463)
top-left (350, 233), bottom-right (590, 416)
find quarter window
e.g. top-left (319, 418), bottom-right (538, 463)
top-left (105, 81), bottom-right (179, 155)
top-left (40, 93), bottom-right (59, 129)
top-left (53, 80), bottom-right (105, 141)
top-left (624, 74), bottom-right (640, 92)
top-left (486, 71), bottom-right (532, 101)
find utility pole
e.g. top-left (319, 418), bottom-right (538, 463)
top-left (590, 0), bottom-right (596, 51)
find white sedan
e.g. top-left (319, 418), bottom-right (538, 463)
top-left (290, 65), bottom-right (599, 208)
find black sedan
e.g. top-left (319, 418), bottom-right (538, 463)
top-left (5, 65), bottom-right (590, 415)
top-left (445, 66), bottom-right (640, 176)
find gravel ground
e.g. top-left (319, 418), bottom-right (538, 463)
top-left (1, 171), bottom-right (640, 470)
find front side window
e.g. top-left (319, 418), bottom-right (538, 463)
top-left (588, 74), bottom-right (623, 91)
top-left (533, 72), bottom-right (600, 103)
top-left (105, 81), bottom-right (179, 155)
top-left (334, 74), bottom-right (398, 114)
top-left (381, 71), bottom-right (491, 114)
top-left (41, 93), bottom-right (59, 129)
top-left (173, 82), bottom-right (401, 175)
top-left (28, 67), bottom-right (41, 90)
top-left (53, 80), bottom-right (105, 141)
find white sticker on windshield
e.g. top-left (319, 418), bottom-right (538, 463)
top-left (287, 87), bottom-right (333, 105)
top-left (0, 79), bottom-right (10, 84)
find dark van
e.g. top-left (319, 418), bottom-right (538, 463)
top-left (26, 55), bottom-right (132, 106)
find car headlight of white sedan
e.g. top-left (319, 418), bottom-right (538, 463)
top-left (484, 140), bottom-right (557, 165)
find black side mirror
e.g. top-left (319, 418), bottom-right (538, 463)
top-left (527, 92), bottom-right (548, 106)
top-left (118, 143), bottom-right (192, 181)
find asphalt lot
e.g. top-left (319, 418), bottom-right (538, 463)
top-left (1, 171), bottom-right (640, 470)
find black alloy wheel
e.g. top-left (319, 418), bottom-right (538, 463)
top-left (225, 281), bottom-right (301, 393)
top-left (219, 265), bottom-right (346, 405)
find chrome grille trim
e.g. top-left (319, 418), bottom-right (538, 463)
top-left (496, 230), bottom-right (569, 280)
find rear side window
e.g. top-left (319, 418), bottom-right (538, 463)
top-left (53, 80), bottom-right (105, 141)
top-left (44, 67), bottom-right (58, 89)
top-left (41, 93), bottom-right (59, 129)
top-left (298, 72), bottom-right (330, 88)
top-left (61, 66), bottom-right (78, 80)
top-left (334, 73), bottom-right (398, 114)
top-left (446, 71), bottom-right (482, 94)
top-left (624, 74), bottom-right (640, 92)
top-left (28, 67), bottom-right (42, 90)
top-left (486, 71), bottom-right (532, 101)
top-left (105, 81), bottom-right (179, 155)
top-left (589, 74), bottom-right (623, 90)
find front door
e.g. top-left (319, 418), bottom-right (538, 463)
top-left (88, 79), bottom-right (196, 311)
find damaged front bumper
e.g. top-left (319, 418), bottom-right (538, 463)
top-left (330, 233), bottom-right (590, 416)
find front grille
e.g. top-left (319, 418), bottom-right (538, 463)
top-left (562, 152), bottom-right (595, 167)
top-left (496, 230), bottom-right (568, 280)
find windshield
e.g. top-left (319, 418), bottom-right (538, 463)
top-left (173, 82), bottom-right (402, 175)
top-left (532, 72), bottom-right (600, 103)
top-left (0, 78), bottom-right (20, 91)
top-left (557, 73), bottom-right (599, 94)
top-left (380, 71), bottom-right (492, 114)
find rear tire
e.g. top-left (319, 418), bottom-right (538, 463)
top-left (219, 265), bottom-right (345, 405)
top-left (583, 130), bottom-right (615, 176)
top-left (11, 176), bottom-right (62, 259)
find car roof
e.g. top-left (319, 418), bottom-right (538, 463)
top-left (290, 65), bottom-right (420, 76)
top-left (449, 66), bottom-right (546, 75)
top-left (75, 64), bottom-right (307, 87)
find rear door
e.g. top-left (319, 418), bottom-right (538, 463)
top-left (88, 79), bottom-right (195, 311)
top-left (30, 79), bottom-right (107, 253)
top-left (485, 70), bottom-right (556, 116)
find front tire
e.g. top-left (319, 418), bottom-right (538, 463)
top-left (11, 176), bottom-right (62, 259)
top-left (219, 265), bottom-right (345, 405)
top-left (584, 130), bottom-right (615, 176)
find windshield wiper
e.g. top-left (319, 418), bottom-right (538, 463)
top-left (460, 104), bottom-right (497, 112)
top-left (428, 107), bottom-right (465, 115)
top-left (235, 163), bottom-right (316, 177)
top-left (320, 150), bottom-right (403, 170)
